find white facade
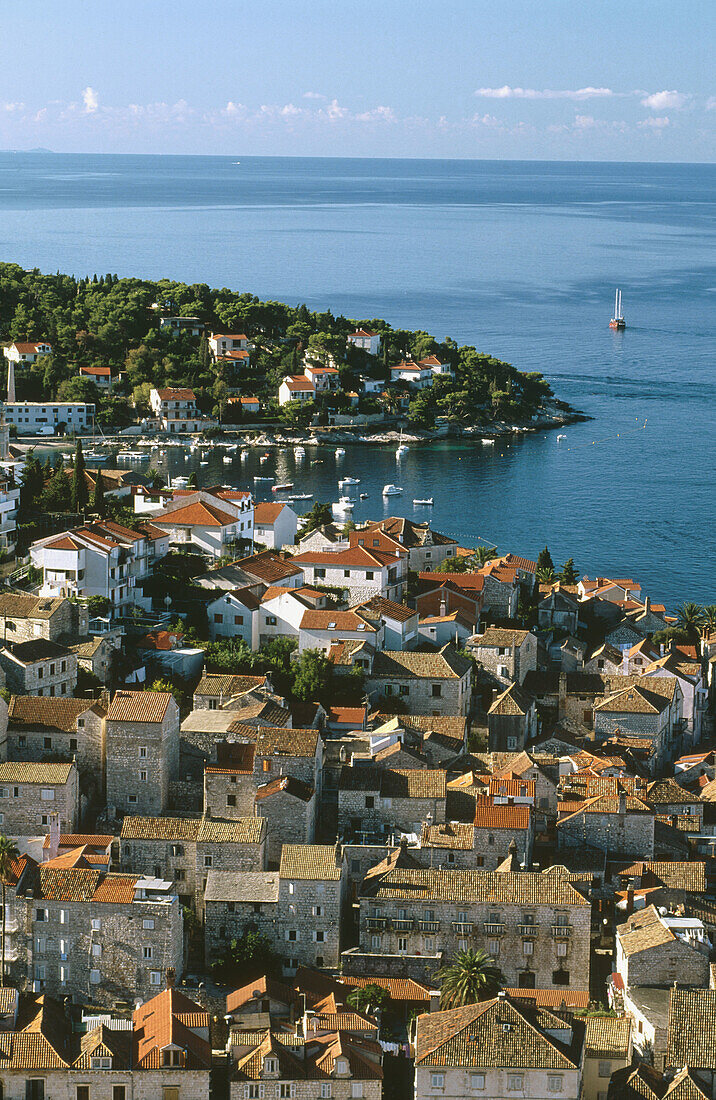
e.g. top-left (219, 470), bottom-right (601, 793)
top-left (278, 376), bottom-right (316, 405)
top-left (3, 402), bottom-right (94, 435)
top-left (253, 502), bottom-right (298, 549)
top-left (149, 388), bottom-right (217, 433)
top-left (0, 477), bottom-right (20, 553)
top-left (209, 333), bottom-right (248, 355)
top-left (3, 342), bottom-right (52, 364)
top-left (348, 329), bottom-right (381, 356)
top-left (149, 491), bottom-right (254, 558)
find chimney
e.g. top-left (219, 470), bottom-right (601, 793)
top-left (166, 967), bottom-right (176, 990)
top-left (558, 672), bottom-right (568, 720)
top-left (48, 813), bottom-right (61, 861)
top-left (439, 596), bottom-right (447, 617)
top-left (626, 887), bottom-right (634, 916)
top-left (644, 596), bottom-right (651, 613)
top-left (618, 791), bottom-right (626, 815)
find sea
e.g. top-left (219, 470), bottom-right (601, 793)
top-left (0, 153), bottom-right (713, 607)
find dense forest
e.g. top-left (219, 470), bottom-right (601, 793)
top-left (0, 262), bottom-right (561, 428)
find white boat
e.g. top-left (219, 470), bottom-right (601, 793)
top-left (396, 429), bottom-right (409, 457)
top-left (382, 484), bottom-right (403, 496)
top-left (199, 460), bottom-right (209, 466)
top-left (288, 492), bottom-right (313, 501)
top-left (240, 449), bottom-right (249, 460)
top-left (172, 476), bottom-right (190, 488)
top-left (332, 497), bottom-right (355, 517)
top-left (335, 447), bottom-right (346, 457)
top-left (83, 451), bottom-right (110, 463)
top-left (254, 475), bottom-right (274, 482)
top-left (481, 438), bottom-right (495, 445)
top-left (117, 451), bottom-right (148, 461)
top-left (294, 446), bottom-right (306, 457)
top-left (222, 455), bottom-right (232, 463)
top-left (340, 476), bottom-right (361, 485)
top-left (359, 492), bottom-right (369, 500)
top-left (557, 434), bottom-right (567, 441)
top-left (413, 497), bottom-right (434, 505)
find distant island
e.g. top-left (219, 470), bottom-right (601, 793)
top-left (0, 261), bottom-right (583, 438)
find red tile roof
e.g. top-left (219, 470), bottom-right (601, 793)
top-left (133, 988), bottom-right (211, 1069)
top-left (473, 801), bottom-right (531, 829)
top-left (106, 690), bottom-right (173, 723)
top-left (254, 501), bottom-right (289, 524)
top-left (419, 572), bottom-right (486, 591)
top-left (155, 388), bottom-right (196, 400)
top-left (155, 500), bottom-right (237, 527)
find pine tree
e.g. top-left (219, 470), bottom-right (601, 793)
top-left (199, 333), bottom-right (211, 371)
top-left (71, 439), bottom-right (88, 513)
top-left (537, 545), bottom-right (554, 573)
top-left (92, 473), bottom-right (106, 517)
top-left (560, 558), bottom-right (578, 584)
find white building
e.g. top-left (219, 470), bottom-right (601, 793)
top-left (158, 315), bottom-right (204, 335)
top-left (149, 387), bottom-right (217, 433)
top-left (253, 501), bottom-right (298, 549)
top-left (3, 402), bottom-right (94, 435)
top-left (348, 329), bottom-right (382, 356)
top-left (0, 475), bottom-right (20, 553)
top-left (149, 489), bottom-right (254, 557)
top-left (30, 519), bottom-right (160, 615)
top-left (209, 333), bottom-right (249, 364)
top-left (278, 375), bottom-right (316, 406)
top-left (3, 341), bottom-right (52, 364)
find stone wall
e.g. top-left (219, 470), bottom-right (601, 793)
top-left (106, 706), bottom-right (180, 817)
top-left (255, 789), bottom-right (316, 867)
top-left (0, 770), bottom-right (79, 836)
top-left (558, 809), bottom-right (655, 859)
top-left (366, 671), bottom-right (471, 717)
top-left (204, 899), bottom-right (279, 963)
top-left (277, 875), bottom-right (343, 971)
top-left (203, 772), bottom-right (256, 818)
top-left (0, 1068), bottom-right (209, 1100)
top-left (620, 937), bottom-right (710, 988)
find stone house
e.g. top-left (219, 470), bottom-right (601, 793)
top-left (370, 714), bottom-right (469, 766)
top-left (665, 989), bottom-right (716, 1097)
top-left (120, 814), bottom-right (267, 912)
top-left (468, 627), bottom-right (538, 685)
top-left (204, 870), bottom-right (280, 962)
top-left (642, 651), bottom-right (708, 746)
top-left (414, 995), bottom-right (581, 1100)
top-left (0, 592), bottom-right (86, 644)
top-left (487, 683), bottom-right (538, 752)
top-left (593, 680), bottom-right (681, 771)
top-left (254, 775), bottom-right (316, 866)
top-left (9, 858), bottom-right (183, 1004)
top-left (192, 672), bottom-right (272, 710)
top-left (615, 905), bottom-right (711, 989)
top-left (348, 852), bottom-right (591, 989)
top-left (292, 541), bottom-right (408, 604)
top-left (471, 799), bottom-right (535, 870)
top-left (366, 645), bottom-right (472, 716)
top-left (6, 695), bottom-right (106, 792)
top-left (353, 595), bottom-right (419, 649)
top-left (416, 821), bottom-right (486, 870)
top-left (206, 587), bottom-right (263, 645)
top-left (580, 1015), bottom-right (632, 1100)
top-left (229, 1028), bottom-right (383, 1100)
top-left (418, 609), bottom-right (474, 648)
top-left (250, 725), bottom-right (323, 795)
top-left (489, 750), bottom-right (560, 827)
top-left (69, 633), bottom-right (121, 684)
top-left (0, 985), bottom-right (211, 1100)
top-left (538, 586), bottom-right (582, 634)
top-left (105, 690), bottom-right (180, 817)
top-left (360, 516), bottom-right (459, 572)
top-left (277, 844), bottom-right (346, 973)
top-left (557, 792), bottom-right (656, 859)
top-left (0, 640), bottom-right (77, 698)
top-left (476, 559), bottom-right (521, 618)
top-left (203, 741), bottom-right (258, 819)
top-left (613, 860), bottom-right (708, 914)
top-left (338, 765), bottom-right (447, 838)
top-left (0, 761), bottom-right (79, 836)
top-left (584, 642), bottom-right (624, 675)
top-left (298, 607), bottom-right (384, 655)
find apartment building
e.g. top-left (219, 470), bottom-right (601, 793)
top-left (3, 402), bottom-right (94, 435)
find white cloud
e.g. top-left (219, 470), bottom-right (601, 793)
top-left (638, 116), bottom-right (670, 129)
top-left (705, 96), bottom-right (716, 110)
top-left (280, 103), bottom-right (303, 118)
top-left (302, 91), bottom-right (326, 100)
top-left (475, 85), bottom-right (615, 100)
top-left (640, 90), bottom-right (689, 110)
top-left (223, 101), bottom-right (246, 116)
top-left (2, 101), bottom-right (25, 113)
top-left (471, 113), bottom-right (504, 128)
top-left (573, 114), bottom-right (597, 129)
top-left (354, 105), bottom-right (396, 123)
top-left (324, 98), bottom-right (348, 121)
top-left (82, 86), bottom-right (99, 113)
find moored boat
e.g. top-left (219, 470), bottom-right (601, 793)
top-left (382, 484), bottom-right (403, 496)
top-left (413, 497), bottom-right (434, 505)
top-left (272, 483), bottom-right (293, 493)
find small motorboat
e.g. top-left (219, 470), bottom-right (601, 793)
top-left (172, 476), bottom-right (190, 488)
top-left (359, 492), bottom-right (369, 500)
top-left (481, 438), bottom-right (495, 445)
top-left (199, 460), bottom-right (209, 466)
top-left (288, 492), bottom-right (313, 501)
top-left (240, 449), bottom-right (249, 460)
top-left (339, 476), bottom-right (361, 485)
top-left (382, 484), bottom-right (403, 496)
top-left (272, 483), bottom-right (294, 493)
top-left (396, 429), bottom-right (409, 457)
top-left (253, 475), bottom-right (274, 482)
top-left (222, 455), bottom-right (232, 463)
top-left (335, 447), bottom-right (346, 457)
top-left (259, 453), bottom-right (270, 463)
top-left (83, 451), bottom-right (110, 463)
top-left (332, 497), bottom-right (355, 517)
top-left (294, 446), bottom-right (306, 457)
top-left (557, 434), bottom-right (567, 441)
top-left (413, 497), bottom-right (434, 505)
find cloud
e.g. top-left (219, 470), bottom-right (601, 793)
top-left (223, 101), bottom-right (246, 116)
top-left (354, 105), bottom-right (396, 123)
top-left (640, 90), bottom-right (689, 110)
top-left (705, 96), bottom-right (716, 110)
top-left (573, 114), bottom-right (597, 129)
top-left (2, 101), bottom-right (25, 113)
top-left (323, 98), bottom-right (348, 121)
top-left (302, 91), bottom-right (326, 100)
top-left (638, 116), bottom-right (670, 129)
top-left (82, 86), bottom-right (99, 114)
top-left (475, 85), bottom-right (615, 100)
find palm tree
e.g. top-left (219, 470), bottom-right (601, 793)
top-left (347, 984), bottom-right (390, 1015)
top-left (0, 834), bottom-right (20, 987)
top-left (702, 605), bottom-right (716, 632)
top-left (474, 546), bottom-right (498, 567)
top-left (676, 602), bottom-right (705, 641)
top-left (435, 948), bottom-right (502, 1009)
top-left (536, 566), bottom-right (556, 584)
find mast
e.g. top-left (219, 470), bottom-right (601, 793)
top-left (614, 288), bottom-right (619, 319)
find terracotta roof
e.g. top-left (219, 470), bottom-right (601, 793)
top-left (194, 672), bottom-right (266, 697)
top-left (154, 500), bottom-right (237, 528)
top-left (504, 988), bottom-right (589, 1009)
top-left (0, 761), bottom-right (73, 784)
top-left (255, 775), bottom-right (314, 803)
top-left (380, 768), bottom-right (446, 799)
top-left (106, 690), bottom-right (173, 723)
top-left (473, 801), bottom-right (531, 830)
top-left (618, 906), bottom-right (679, 957)
top-left (419, 571), bottom-right (486, 591)
top-left (583, 1015), bottom-right (632, 1057)
top-left (350, 329), bottom-right (377, 338)
top-left (0, 594), bottom-right (65, 619)
top-left (292, 546), bottom-right (390, 569)
top-left (237, 551), bottom-right (304, 583)
top-left (9, 342), bottom-right (51, 353)
top-left (283, 376), bottom-right (315, 391)
top-left (42, 833), bottom-right (113, 851)
top-left (354, 595), bottom-right (417, 623)
top-left (344, 975), bottom-right (431, 1002)
top-left (327, 706), bottom-right (367, 724)
top-left (279, 844), bottom-right (342, 880)
top-left (227, 975), bottom-right (301, 1013)
top-left (646, 778), bottom-right (702, 805)
top-left (666, 989), bottom-right (716, 1069)
top-left (488, 682), bottom-right (533, 717)
top-left (8, 695), bottom-right (101, 731)
top-left (254, 501), bottom-right (289, 524)
top-left (421, 822), bottom-right (475, 849)
top-left (133, 988), bottom-right (211, 1069)
top-left (254, 726), bottom-right (319, 758)
top-left (154, 388), bottom-right (196, 400)
top-left (300, 608), bottom-right (377, 632)
top-left (594, 683), bottom-right (672, 714)
top-left (415, 996), bottom-right (578, 1069)
top-left (473, 627), bottom-right (532, 647)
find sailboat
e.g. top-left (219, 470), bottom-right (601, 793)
top-left (610, 288), bottom-right (626, 330)
top-left (396, 429), bottom-right (409, 458)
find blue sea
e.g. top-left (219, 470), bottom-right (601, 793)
top-left (0, 153), bottom-right (713, 607)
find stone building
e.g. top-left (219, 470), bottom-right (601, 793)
top-left (7, 695), bottom-right (106, 793)
top-left (581, 1015), bottom-right (632, 1100)
top-left (470, 800), bottom-right (535, 870)
top-left (254, 775), bottom-right (316, 866)
top-left (416, 821), bottom-right (486, 870)
top-left (414, 993), bottom-right (581, 1100)
top-left (347, 850), bottom-right (591, 989)
top-left (468, 627), bottom-right (538, 685)
top-left (204, 870), bottom-right (280, 961)
top-left (0, 986), bottom-right (211, 1100)
top-left (665, 989), bottom-right (716, 1097)
top-left (9, 858), bottom-right (183, 1004)
top-left (0, 640), bottom-right (78, 697)
top-left (120, 814), bottom-right (267, 912)
top-left (557, 792), bottom-right (656, 859)
top-left (105, 690), bottom-right (179, 817)
top-left (0, 761), bottom-right (79, 836)
top-left (337, 765), bottom-right (447, 838)
top-left (615, 905), bottom-right (711, 989)
top-left (0, 592), bottom-right (87, 644)
top-left (366, 645), bottom-right (472, 717)
top-left (192, 671), bottom-right (272, 710)
top-left (487, 683), bottom-right (537, 752)
top-left (203, 740), bottom-right (257, 819)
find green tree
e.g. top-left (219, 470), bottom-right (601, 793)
top-left (703, 606), bottom-right (716, 632)
top-left (41, 463), bottom-right (71, 513)
top-left (537, 546), bottom-right (554, 573)
top-left (435, 949), bottom-right (502, 1009)
top-left (187, 472), bottom-right (198, 489)
top-left (560, 558), bottom-right (578, 584)
top-left (675, 602), bottom-right (705, 642)
top-left (148, 679), bottom-right (174, 694)
top-left (536, 566), bottom-right (556, 584)
top-left (301, 501), bottom-right (333, 535)
top-left (291, 648), bottom-right (332, 703)
top-left (210, 931), bottom-right (280, 984)
top-left (474, 545), bottom-right (498, 567)
top-left (346, 984), bottom-right (390, 1015)
top-left (71, 439), bottom-right (88, 513)
top-left (0, 834), bottom-right (20, 986)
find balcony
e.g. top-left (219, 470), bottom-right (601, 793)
top-left (552, 925), bottom-right (572, 938)
top-left (419, 920), bottom-right (441, 933)
top-left (452, 922), bottom-right (473, 935)
top-left (392, 918), bottom-right (414, 932)
top-left (518, 924), bottom-right (538, 937)
top-left (483, 922), bottom-right (505, 936)
top-left (367, 917), bottom-right (387, 931)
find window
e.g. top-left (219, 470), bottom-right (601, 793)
top-left (204, 855), bottom-right (213, 868)
top-left (139, 769), bottom-right (148, 782)
top-left (431, 1075), bottom-right (445, 1090)
top-left (91, 918), bottom-right (101, 931)
top-left (398, 936), bottom-right (408, 952)
top-left (431, 684), bottom-right (442, 698)
top-left (522, 940), bottom-right (534, 955)
top-left (143, 946), bottom-right (153, 959)
top-left (162, 1051), bottom-right (183, 1067)
top-left (321, 1087), bottom-right (332, 1099)
top-left (488, 939), bottom-right (500, 956)
top-left (470, 1075), bottom-right (485, 1091)
top-left (150, 970), bottom-right (162, 985)
top-left (40, 788), bottom-right (55, 801)
top-left (128, 795), bottom-right (137, 804)
top-left (35, 908), bottom-right (48, 923)
top-left (548, 1077), bottom-right (563, 1093)
top-left (507, 1076), bottom-right (524, 1092)
top-left (266, 616), bottom-right (277, 626)
top-left (26, 1084), bottom-right (45, 1100)
top-left (280, 1088), bottom-right (296, 1099)
top-left (556, 941), bottom-right (568, 957)
top-left (314, 931), bottom-right (325, 943)
top-left (365, 571), bottom-right (374, 580)
top-left (92, 943), bottom-right (102, 957)
top-left (598, 1061), bottom-right (612, 1078)
top-left (163, 1090), bottom-right (179, 1100)
top-left (234, 615), bottom-right (244, 625)
top-left (244, 1087), bottom-right (261, 1099)
top-left (286, 930), bottom-right (298, 942)
top-left (113, 1088), bottom-right (126, 1100)
top-left (312, 905), bottom-right (323, 917)
top-left (552, 969), bottom-right (569, 986)
top-left (143, 918), bottom-right (154, 930)
top-left (351, 1088), bottom-right (363, 1100)
top-left (214, 613), bottom-right (224, 624)
top-left (365, 795), bottom-right (374, 809)
top-left (44, 736), bottom-right (52, 749)
top-left (139, 746), bottom-right (147, 758)
top-left (227, 794), bottom-right (236, 807)
top-left (90, 969), bottom-right (101, 984)
top-left (69, 738), bottom-right (77, 752)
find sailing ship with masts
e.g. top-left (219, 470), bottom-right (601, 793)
top-left (610, 288), bottom-right (626, 330)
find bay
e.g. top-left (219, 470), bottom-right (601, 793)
top-left (0, 153), bottom-right (713, 606)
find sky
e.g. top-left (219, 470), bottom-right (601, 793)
top-left (1, 0), bottom-right (714, 161)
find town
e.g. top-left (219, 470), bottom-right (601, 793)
top-left (0, 268), bottom-right (714, 1100)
